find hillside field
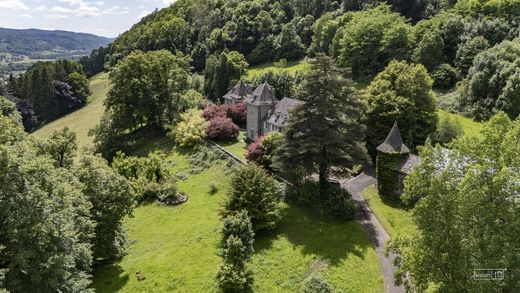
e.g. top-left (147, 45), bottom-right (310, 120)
top-left (32, 72), bottom-right (109, 146)
top-left (92, 142), bottom-right (383, 292)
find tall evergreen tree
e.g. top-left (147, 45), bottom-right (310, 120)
top-left (274, 54), bottom-right (369, 190)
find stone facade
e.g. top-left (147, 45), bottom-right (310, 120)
top-left (223, 80), bottom-right (305, 141)
top-left (376, 123), bottom-right (421, 196)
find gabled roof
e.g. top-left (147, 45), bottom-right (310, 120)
top-left (267, 97), bottom-right (305, 127)
top-left (376, 122), bottom-right (410, 154)
top-left (247, 81), bottom-right (277, 105)
top-left (223, 80), bottom-right (253, 101)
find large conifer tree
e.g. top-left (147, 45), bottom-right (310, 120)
top-left (274, 54), bottom-right (368, 190)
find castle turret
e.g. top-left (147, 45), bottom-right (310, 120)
top-left (245, 81), bottom-right (277, 140)
top-left (223, 80), bottom-right (253, 105)
top-left (376, 123), bottom-right (411, 198)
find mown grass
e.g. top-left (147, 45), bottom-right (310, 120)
top-left (218, 131), bottom-right (247, 161)
top-left (246, 60), bottom-right (309, 78)
top-left (437, 109), bottom-right (483, 138)
top-left (362, 185), bottom-right (415, 239)
top-left (32, 72), bottom-right (109, 146)
top-left (92, 142), bottom-right (383, 293)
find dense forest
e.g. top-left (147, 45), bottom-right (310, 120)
top-left (77, 0), bottom-right (520, 158)
top-left (3, 60), bottom-right (91, 130)
top-left (82, 0), bottom-right (520, 121)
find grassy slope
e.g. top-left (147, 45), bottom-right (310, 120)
top-left (93, 141), bottom-right (383, 293)
top-left (246, 60), bottom-right (309, 78)
top-left (218, 131), bottom-right (247, 161)
top-left (362, 185), bottom-right (415, 239)
top-left (437, 109), bottom-right (483, 138)
top-left (32, 72), bottom-right (109, 146)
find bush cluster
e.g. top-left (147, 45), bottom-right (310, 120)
top-left (216, 211), bottom-right (255, 292)
top-left (203, 102), bottom-right (244, 141)
top-left (246, 131), bottom-right (284, 169)
top-left (223, 164), bottom-right (283, 231)
top-left (296, 179), bottom-right (356, 221)
top-left (112, 151), bottom-right (178, 202)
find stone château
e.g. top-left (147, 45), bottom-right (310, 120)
top-left (223, 80), bottom-right (304, 141)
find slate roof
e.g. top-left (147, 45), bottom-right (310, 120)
top-left (223, 80), bottom-right (253, 102)
top-left (376, 123), bottom-right (410, 154)
top-left (246, 81), bottom-right (277, 105)
top-left (267, 97), bottom-right (305, 127)
top-left (399, 154), bottom-right (421, 174)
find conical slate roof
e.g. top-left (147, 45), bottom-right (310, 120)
top-left (232, 80), bottom-right (252, 96)
top-left (223, 80), bottom-right (253, 102)
top-left (248, 81), bottom-right (277, 104)
top-left (376, 122), bottom-right (410, 154)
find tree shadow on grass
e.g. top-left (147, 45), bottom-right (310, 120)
top-left (92, 264), bottom-right (129, 293)
top-left (254, 203), bottom-right (372, 266)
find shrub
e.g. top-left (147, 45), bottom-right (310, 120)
top-left (216, 236), bottom-right (254, 293)
top-left (227, 101), bottom-right (246, 126)
top-left (296, 179), bottom-right (321, 208)
top-left (209, 182), bottom-right (219, 195)
top-left (217, 211), bottom-right (255, 293)
top-left (246, 132), bottom-right (284, 169)
top-left (246, 139), bottom-right (263, 165)
top-left (431, 63), bottom-right (459, 90)
top-left (303, 275), bottom-right (333, 293)
top-left (158, 180), bottom-right (180, 203)
top-left (322, 185), bottom-right (356, 221)
top-left (172, 109), bottom-right (208, 147)
top-left (188, 144), bottom-right (234, 174)
top-left (203, 103), bottom-right (246, 127)
top-left (431, 116), bottom-right (464, 145)
top-left (203, 104), bottom-right (228, 121)
top-left (112, 151), bottom-right (172, 202)
top-left (223, 164), bottom-right (282, 231)
top-left (206, 117), bottom-right (240, 141)
top-left (220, 211), bottom-right (254, 257)
top-left (296, 180), bottom-right (356, 221)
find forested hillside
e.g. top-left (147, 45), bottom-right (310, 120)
top-left (4, 60), bottom-right (91, 130)
top-left (0, 28), bottom-right (112, 57)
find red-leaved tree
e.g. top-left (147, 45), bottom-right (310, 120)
top-left (206, 117), bottom-right (240, 141)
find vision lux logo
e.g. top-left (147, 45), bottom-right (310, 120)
top-left (472, 269), bottom-right (506, 281)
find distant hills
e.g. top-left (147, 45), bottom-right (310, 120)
top-left (0, 28), bottom-right (113, 58)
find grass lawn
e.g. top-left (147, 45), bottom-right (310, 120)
top-left (246, 60), bottom-right (309, 78)
top-left (437, 109), bottom-right (483, 138)
top-left (32, 72), bottom-right (109, 146)
top-left (362, 185), bottom-right (415, 239)
top-left (92, 143), bottom-right (383, 293)
top-left (218, 131), bottom-right (247, 161)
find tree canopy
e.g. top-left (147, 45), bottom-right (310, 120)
top-left (275, 54), bottom-right (368, 189)
top-left (393, 112), bottom-right (520, 292)
top-left (364, 61), bottom-right (437, 154)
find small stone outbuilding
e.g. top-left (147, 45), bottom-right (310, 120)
top-left (376, 123), bottom-right (420, 197)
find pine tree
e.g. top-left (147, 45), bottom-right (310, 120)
top-left (274, 54), bottom-right (369, 191)
top-left (223, 164), bottom-right (282, 231)
top-left (216, 211), bottom-right (255, 293)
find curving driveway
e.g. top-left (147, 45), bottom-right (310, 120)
top-left (342, 171), bottom-right (405, 293)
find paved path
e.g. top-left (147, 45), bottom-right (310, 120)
top-left (342, 171), bottom-right (405, 293)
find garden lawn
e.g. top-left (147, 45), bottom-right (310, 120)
top-left (93, 143), bottom-right (383, 293)
top-left (362, 185), bottom-right (415, 238)
top-left (246, 60), bottom-right (309, 78)
top-left (32, 72), bottom-right (109, 146)
top-left (437, 109), bottom-right (483, 138)
top-left (218, 131), bottom-right (247, 161)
